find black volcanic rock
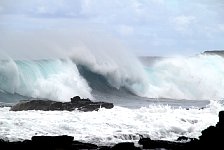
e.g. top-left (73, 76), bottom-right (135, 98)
top-left (138, 138), bottom-right (186, 150)
top-left (202, 50), bottom-right (224, 57)
top-left (71, 96), bottom-right (91, 103)
top-left (72, 141), bottom-right (98, 149)
top-left (176, 136), bottom-right (190, 141)
top-left (10, 96), bottom-right (114, 112)
top-left (31, 135), bottom-right (74, 149)
top-left (0, 136), bottom-right (99, 150)
top-left (216, 111), bottom-right (224, 128)
top-left (198, 111), bottom-right (224, 149)
top-left (32, 135), bottom-right (74, 146)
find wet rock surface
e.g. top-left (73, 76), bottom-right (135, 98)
top-left (10, 96), bottom-right (114, 112)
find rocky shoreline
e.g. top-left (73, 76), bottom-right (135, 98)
top-left (2, 97), bottom-right (224, 149)
top-left (1, 108), bottom-right (224, 149)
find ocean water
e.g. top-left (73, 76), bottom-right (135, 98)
top-left (0, 54), bottom-right (224, 145)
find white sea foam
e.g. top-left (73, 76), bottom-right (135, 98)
top-left (0, 100), bottom-right (222, 145)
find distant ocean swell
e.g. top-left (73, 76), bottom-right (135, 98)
top-left (1, 54), bottom-right (224, 102)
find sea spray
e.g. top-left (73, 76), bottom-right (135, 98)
top-left (1, 30), bottom-right (224, 101)
top-left (69, 34), bottom-right (150, 97)
top-left (143, 54), bottom-right (224, 100)
top-left (0, 30), bottom-right (151, 99)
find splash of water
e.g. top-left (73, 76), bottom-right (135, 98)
top-left (144, 55), bottom-right (224, 100)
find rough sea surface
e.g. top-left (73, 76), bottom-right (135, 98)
top-left (1, 54), bottom-right (224, 145)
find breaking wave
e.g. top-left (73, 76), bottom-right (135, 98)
top-left (0, 58), bottom-right (92, 101)
top-left (1, 53), bottom-right (224, 102)
top-left (144, 54), bottom-right (224, 100)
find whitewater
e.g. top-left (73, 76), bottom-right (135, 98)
top-left (1, 52), bottom-right (224, 145)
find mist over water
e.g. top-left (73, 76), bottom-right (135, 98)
top-left (1, 30), bottom-right (224, 102)
top-left (69, 36), bottom-right (150, 97)
top-left (0, 30), bottom-right (150, 101)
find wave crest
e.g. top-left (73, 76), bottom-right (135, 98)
top-left (0, 58), bottom-right (92, 101)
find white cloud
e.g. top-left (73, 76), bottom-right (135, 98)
top-left (171, 15), bottom-right (196, 32)
top-left (0, 6), bottom-right (3, 13)
top-left (218, 24), bottom-right (224, 32)
top-left (36, 6), bottom-right (48, 14)
top-left (118, 25), bottom-right (134, 36)
top-left (151, 0), bottom-right (165, 5)
top-left (130, 0), bottom-right (144, 15)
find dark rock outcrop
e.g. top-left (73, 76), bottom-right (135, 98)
top-left (0, 136), bottom-right (138, 150)
top-left (197, 111), bottom-right (224, 149)
top-left (31, 135), bottom-right (74, 146)
top-left (138, 137), bottom-right (187, 150)
top-left (10, 96), bottom-right (114, 112)
top-left (0, 136), bottom-right (99, 150)
top-left (202, 50), bottom-right (224, 57)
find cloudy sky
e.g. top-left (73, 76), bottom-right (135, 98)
top-left (0, 0), bottom-right (224, 57)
